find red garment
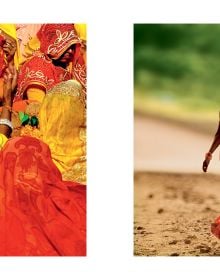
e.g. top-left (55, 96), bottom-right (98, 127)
top-left (0, 136), bottom-right (86, 256)
top-left (14, 54), bottom-right (71, 101)
top-left (37, 24), bottom-right (80, 60)
top-left (72, 53), bottom-right (87, 95)
top-left (14, 24), bottom-right (81, 101)
top-left (0, 35), bottom-right (6, 78)
top-left (211, 216), bottom-right (220, 239)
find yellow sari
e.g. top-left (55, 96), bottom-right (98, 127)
top-left (0, 133), bottom-right (7, 148)
top-left (39, 79), bottom-right (86, 184)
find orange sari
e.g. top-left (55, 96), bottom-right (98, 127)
top-left (0, 136), bottom-right (86, 256)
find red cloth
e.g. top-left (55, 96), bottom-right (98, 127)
top-left (72, 52), bottom-right (87, 95)
top-left (14, 24), bottom-right (86, 101)
top-left (0, 136), bottom-right (86, 256)
top-left (211, 216), bottom-right (220, 239)
top-left (0, 35), bottom-right (6, 78)
top-left (14, 55), bottom-right (72, 101)
top-left (37, 24), bottom-right (80, 60)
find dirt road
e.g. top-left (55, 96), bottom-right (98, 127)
top-left (134, 114), bottom-right (220, 174)
top-left (134, 114), bottom-right (220, 256)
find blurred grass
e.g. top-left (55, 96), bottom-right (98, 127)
top-left (134, 24), bottom-right (220, 134)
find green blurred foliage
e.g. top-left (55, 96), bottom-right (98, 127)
top-left (134, 24), bottom-right (220, 110)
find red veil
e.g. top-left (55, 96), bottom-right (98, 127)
top-left (14, 24), bottom-right (80, 101)
top-left (0, 136), bottom-right (86, 256)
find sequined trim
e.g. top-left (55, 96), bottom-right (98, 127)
top-left (47, 79), bottom-right (85, 104)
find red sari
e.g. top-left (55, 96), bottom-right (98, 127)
top-left (0, 136), bottom-right (86, 256)
top-left (72, 52), bottom-right (87, 95)
top-left (0, 35), bottom-right (6, 78)
top-left (14, 24), bottom-right (81, 101)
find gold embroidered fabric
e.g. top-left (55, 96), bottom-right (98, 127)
top-left (39, 79), bottom-right (86, 183)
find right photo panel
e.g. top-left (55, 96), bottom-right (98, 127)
top-left (134, 24), bottom-right (220, 256)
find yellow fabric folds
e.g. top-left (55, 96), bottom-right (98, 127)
top-left (75, 24), bottom-right (87, 42)
top-left (0, 24), bottom-right (21, 69)
top-left (39, 79), bottom-right (86, 184)
top-left (27, 87), bottom-right (45, 103)
top-left (23, 35), bottom-right (40, 63)
top-left (0, 133), bottom-right (8, 149)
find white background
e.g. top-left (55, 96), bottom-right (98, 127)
top-left (2, 0), bottom-right (220, 279)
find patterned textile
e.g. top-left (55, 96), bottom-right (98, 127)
top-left (0, 35), bottom-right (6, 77)
top-left (14, 54), bottom-right (71, 101)
top-left (0, 136), bottom-right (86, 256)
top-left (14, 24), bottom-right (80, 101)
top-left (39, 80), bottom-right (86, 184)
top-left (37, 24), bottom-right (80, 59)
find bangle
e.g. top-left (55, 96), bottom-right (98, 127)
top-left (205, 152), bottom-right (212, 160)
top-left (0, 118), bottom-right (13, 130)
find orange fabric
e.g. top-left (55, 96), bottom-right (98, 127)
top-left (0, 35), bottom-right (6, 78)
top-left (0, 100), bottom-right (37, 112)
top-left (26, 87), bottom-right (45, 103)
top-left (0, 136), bottom-right (86, 256)
top-left (0, 78), bottom-right (3, 100)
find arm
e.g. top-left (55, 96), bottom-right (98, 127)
top-left (0, 66), bottom-right (17, 137)
top-left (203, 121), bottom-right (220, 172)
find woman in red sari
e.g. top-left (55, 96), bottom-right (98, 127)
top-left (203, 119), bottom-right (220, 239)
top-left (0, 66), bottom-right (86, 256)
top-left (14, 24), bottom-right (81, 103)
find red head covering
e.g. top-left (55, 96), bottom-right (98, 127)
top-left (37, 24), bottom-right (81, 60)
top-left (0, 35), bottom-right (6, 77)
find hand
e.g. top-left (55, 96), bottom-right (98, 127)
top-left (3, 67), bottom-right (13, 104)
top-left (202, 158), bottom-right (210, 172)
top-left (203, 152), bottom-right (212, 172)
top-left (1, 33), bottom-right (16, 63)
top-left (8, 63), bottom-right (18, 92)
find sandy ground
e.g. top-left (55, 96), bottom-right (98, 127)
top-left (134, 114), bottom-right (220, 256)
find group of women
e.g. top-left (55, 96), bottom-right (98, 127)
top-left (0, 23), bottom-right (86, 256)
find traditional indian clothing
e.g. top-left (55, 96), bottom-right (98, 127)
top-left (14, 24), bottom-right (81, 103)
top-left (0, 34), bottom-right (7, 77)
top-left (0, 24), bottom-right (21, 100)
top-left (17, 79), bottom-right (86, 184)
top-left (39, 79), bottom-right (86, 184)
top-left (72, 24), bottom-right (87, 95)
top-left (0, 135), bottom-right (86, 256)
top-left (0, 24), bottom-right (21, 70)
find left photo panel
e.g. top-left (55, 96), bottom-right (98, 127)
top-left (0, 23), bottom-right (86, 256)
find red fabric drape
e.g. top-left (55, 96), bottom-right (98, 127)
top-left (0, 136), bottom-right (86, 256)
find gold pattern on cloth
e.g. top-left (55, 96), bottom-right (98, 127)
top-left (11, 80), bottom-right (86, 184)
top-left (47, 29), bottom-right (80, 59)
top-left (19, 66), bottom-right (55, 95)
top-left (39, 79), bottom-right (86, 184)
top-left (62, 127), bottom-right (86, 184)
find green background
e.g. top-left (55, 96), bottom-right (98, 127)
top-left (134, 24), bottom-right (220, 134)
